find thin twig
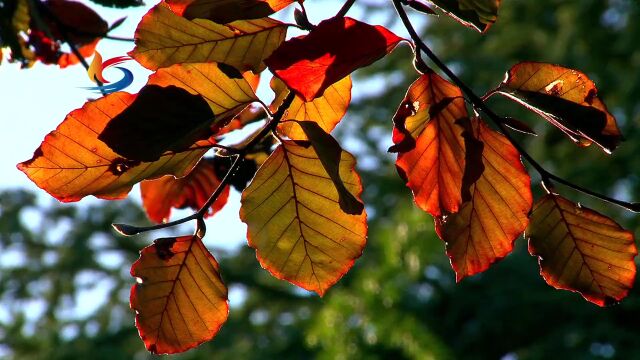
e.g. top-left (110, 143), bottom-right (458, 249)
top-left (392, 0), bottom-right (640, 212)
top-left (336, 0), bottom-right (357, 17)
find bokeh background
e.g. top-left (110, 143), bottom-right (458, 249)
top-left (2, 0), bottom-right (640, 359)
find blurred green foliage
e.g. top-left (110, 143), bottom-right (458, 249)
top-left (1, 0), bottom-right (640, 359)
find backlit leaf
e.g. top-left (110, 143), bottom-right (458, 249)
top-left (99, 63), bottom-right (257, 162)
top-left (270, 76), bottom-right (352, 140)
top-left (240, 140), bottom-right (367, 296)
top-left (266, 16), bottom-right (403, 101)
top-left (526, 194), bottom-right (637, 306)
top-left (131, 235), bottom-right (228, 354)
top-left (429, 0), bottom-right (501, 33)
top-left (167, 0), bottom-right (295, 23)
top-left (436, 118), bottom-right (532, 281)
top-left (17, 93), bottom-right (213, 202)
top-left (130, 3), bottom-right (288, 72)
top-left (44, 0), bottom-right (109, 45)
top-left (296, 121), bottom-right (364, 215)
top-left (391, 72), bottom-right (468, 217)
top-left (494, 62), bottom-right (622, 153)
top-left (141, 158), bottom-right (229, 224)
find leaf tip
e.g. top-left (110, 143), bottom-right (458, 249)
top-left (112, 223), bottom-right (141, 236)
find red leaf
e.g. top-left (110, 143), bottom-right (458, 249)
top-left (131, 235), bottom-right (228, 354)
top-left (141, 158), bottom-right (229, 224)
top-left (265, 16), bottom-right (403, 101)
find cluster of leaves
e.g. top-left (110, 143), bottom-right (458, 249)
top-left (13, 0), bottom-right (640, 355)
top-left (0, 0), bottom-right (137, 68)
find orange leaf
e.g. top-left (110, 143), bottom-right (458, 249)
top-left (167, 0), bottom-right (296, 23)
top-left (436, 118), bottom-right (532, 281)
top-left (265, 17), bottom-right (403, 101)
top-left (270, 76), bottom-right (352, 140)
top-left (494, 62), bottom-right (622, 153)
top-left (17, 93), bottom-right (213, 202)
top-left (240, 140), bottom-right (367, 296)
top-left (130, 3), bottom-right (288, 72)
top-left (392, 72), bottom-right (468, 217)
top-left (526, 194), bottom-right (637, 306)
top-left (57, 39), bottom-right (99, 68)
top-left (131, 235), bottom-right (228, 354)
top-left (428, 0), bottom-right (502, 33)
top-left (141, 158), bottom-right (229, 224)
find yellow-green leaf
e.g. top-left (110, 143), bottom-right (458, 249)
top-left (240, 140), bottom-right (367, 296)
top-left (270, 76), bottom-right (352, 140)
top-left (526, 194), bottom-right (637, 306)
top-left (131, 235), bottom-right (228, 354)
top-left (130, 3), bottom-right (288, 72)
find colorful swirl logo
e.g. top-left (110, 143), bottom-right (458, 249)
top-left (85, 51), bottom-right (134, 94)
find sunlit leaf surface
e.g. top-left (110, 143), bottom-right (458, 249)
top-left (266, 16), bottom-right (403, 101)
top-left (527, 194), bottom-right (637, 306)
top-left (270, 76), bottom-right (352, 140)
top-left (240, 140), bottom-right (367, 295)
top-left (131, 235), bottom-right (228, 354)
top-left (167, 0), bottom-right (295, 23)
top-left (436, 118), bottom-right (532, 281)
top-left (131, 3), bottom-right (288, 72)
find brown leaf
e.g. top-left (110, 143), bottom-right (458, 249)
top-left (436, 118), bottom-right (532, 281)
top-left (494, 62), bottom-right (622, 153)
top-left (167, 0), bottom-right (296, 23)
top-left (527, 194), bottom-right (637, 306)
top-left (131, 235), bottom-right (228, 354)
top-left (141, 158), bottom-right (229, 224)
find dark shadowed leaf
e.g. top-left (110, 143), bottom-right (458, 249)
top-left (526, 194), bottom-right (637, 306)
top-left (428, 0), bottom-right (501, 33)
top-left (240, 140), bottom-right (367, 296)
top-left (493, 62), bottom-right (622, 153)
top-left (131, 235), bottom-right (228, 354)
top-left (266, 16), bottom-right (403, 101)
top-left (98, 85), bottom-right (215, 162)
top-left (167, 0), bottom-right (295, 23)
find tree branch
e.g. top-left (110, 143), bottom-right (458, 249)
top-left (336, 0), bottom-right (357, 17)
top-left (392, 0), bottom-right (640, 213)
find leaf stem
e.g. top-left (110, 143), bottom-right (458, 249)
top-left (114, 92), bottom-right (298, 236)
top-left (392, 0), bottom-right (640, 213)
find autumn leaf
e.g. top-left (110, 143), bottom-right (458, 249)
top-left (130, 3), bottom-right (288, 72)
top-left (270, 76), bottom-right (352, 140)
top-left (141, 158), bottom-right (229, 224)
top-left (526, 194), bottom-right (637, 306)
top-left (240, 140), bottom-right (367, 296)
top-left (131, 235), bottom-right (228, 354)
top-left (17, 92), bottom-right (213, 202)
top-left (391, 72), bottom-right (468, 217)
top-left (436, 118), bottom-right (532, 281)
top-left (44, 0), bottom-right (108, 45)
top-left (266, 16), bottom-right (403, 101)
top-left (428, 0), bottom-right (501, 33)
top-left (167, 0), bottom-right (296, 24)
top-left (492, 62), bottom-right (622, 153)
